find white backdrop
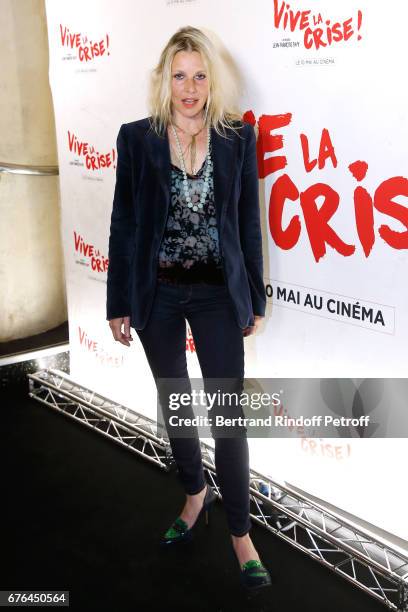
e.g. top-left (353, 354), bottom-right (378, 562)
top-left (45, 0), bottom-right (408, 550)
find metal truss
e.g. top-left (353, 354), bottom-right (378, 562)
top-left (28, 368), bottom-right (408, 611)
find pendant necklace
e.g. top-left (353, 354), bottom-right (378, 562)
top-left (170, 121), bottom-right (212, 212)
top-left (171, 122), bottom-right (205, 175)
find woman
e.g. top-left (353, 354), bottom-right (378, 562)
top-left (106, 26), bottom-right (271, 591)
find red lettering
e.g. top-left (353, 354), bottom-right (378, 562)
top-left (300, 183), bottom-right (355, 261)
top-left (374, 177), bottom-right (408, 248)
top-left (343, 17), bottom-right (354, 41)
top-left (354, 186), bottom-right (375, 257)
top-left (318, 129), bottom-right (337, 169)
top-left (257, 113), bottom-right (292, 178)
top-left (269, 174), bottom-right (301, 249)
top-left (300, 134), bottom-right (317, 173)
top-left (301, 129), bottom-right (337, 172)
top-left (303, 17), bottom-right (358, 50)
top-left (247, 110), bottom-right (408, 259)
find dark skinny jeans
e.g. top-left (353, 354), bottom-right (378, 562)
top-left (135, 278), bottom-right (252, 537)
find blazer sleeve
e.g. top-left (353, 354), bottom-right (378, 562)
top-left (238, 122), bottom-right (266, 317)
top-left (106, 123), bottom-right (136, 321)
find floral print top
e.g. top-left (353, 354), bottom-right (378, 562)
top-left (157, 148), bottom-right (225, 284)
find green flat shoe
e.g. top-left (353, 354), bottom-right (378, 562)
top-left (240, 559), bottom-right (272, 590)
top-left (160, 516), bottom-right (192, 546)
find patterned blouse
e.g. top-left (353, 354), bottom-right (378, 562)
top-left (157, 146), bottom-right (225, 285)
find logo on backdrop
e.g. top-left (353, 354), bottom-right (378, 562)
top-left (243, 110), bottom-right (408, 263)
top-left (67, 130), bottom-right (116, 171)
top-left (273, 0), bottom-right (363, 50)
top-left (74, 231), bottom-right (108, 273)
top-left (243, 110), bottom-right (407, 331)
top-left (59, 25), bottom-right (110, 62)
top-left (78, 325), bottom-right (123, 367)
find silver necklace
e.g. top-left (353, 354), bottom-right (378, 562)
top-left (170, 122), bottom-right (212, 212)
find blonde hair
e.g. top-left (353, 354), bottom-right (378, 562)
top-left (147, 26), bottom-right (244, 139)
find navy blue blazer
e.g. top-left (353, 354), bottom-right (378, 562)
top-left (106, 116), bottom-right (266, 330)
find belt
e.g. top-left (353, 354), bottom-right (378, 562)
top-left (157, 264), bottom-right (225, 286)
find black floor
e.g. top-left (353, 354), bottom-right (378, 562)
top-left (1, 369), bottom-right (386, 612)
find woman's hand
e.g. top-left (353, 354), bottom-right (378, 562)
top-left (109, 315), bottom-right (133, 347)
top-left (243, 315), bottom-right (264, 337)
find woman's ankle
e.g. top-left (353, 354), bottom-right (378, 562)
top-left (186, 483), bottom-right (207, 501)
top-left (231, 534), bottom-right (261, 565)
top-left (231, 531), bottom-right (250, 542)
top-left (180, 484), bottom-right (207, 528)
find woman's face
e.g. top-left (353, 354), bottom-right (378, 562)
top-left (170, 50), bottom-right (209, 120)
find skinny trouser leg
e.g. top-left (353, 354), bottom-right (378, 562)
top-left (186, 286), bottom-right (251, 537)
top-left (136, 286), bottom-right (206, 495)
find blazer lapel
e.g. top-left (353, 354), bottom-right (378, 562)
top-left (143, 123), bottom-right (238, 235)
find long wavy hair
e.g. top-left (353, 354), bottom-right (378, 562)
top-left (147, 26), bottom-right (244, 139)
